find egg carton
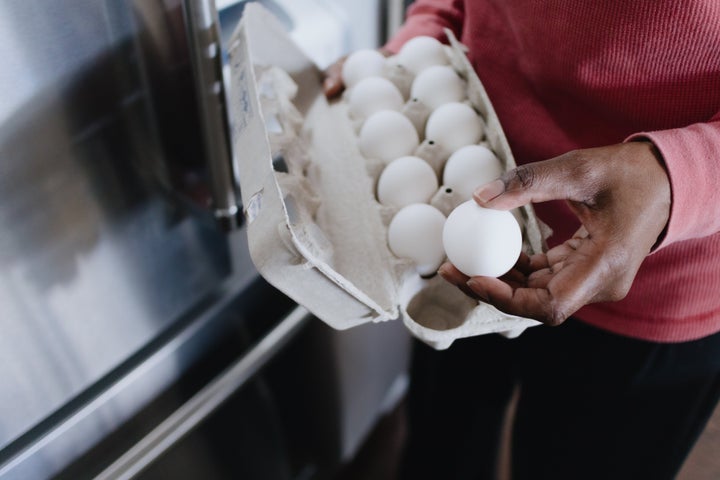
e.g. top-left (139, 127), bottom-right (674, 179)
top-left (228, 4), bottom-right (548, 349)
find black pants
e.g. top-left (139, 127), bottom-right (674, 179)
top-left (399, 319), bottom-right (720, 480)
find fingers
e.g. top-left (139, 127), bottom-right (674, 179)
top-left (440, 250), bottom-right (596, 326)
top-left (439, 143), bottom-right (664, 326)
top-left (437, 262), bottom-right (468, 285)
top-left (462, 235), bottom-right (610, 326)
top-left (473, 152), bottom-right (596, 211)
top-left (437, 263), bottom-right (479, 300)
top-left (453, 143), bottom-right (670, 325)
top-left (323, 58), bottom-right (346, 99)
top-left (323, 74), bottom-right (344, 99)
top-left (544, 229), bottom-right (585, 265)
top-left (439, 257), bottom-right (532, 301)
top-left (466, 275), bottom-right (557, 321)
top-left (464, 263), bottom-right (592, 326)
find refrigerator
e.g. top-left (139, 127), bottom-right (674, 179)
top-left (0, 1), bottom-right (411, 478)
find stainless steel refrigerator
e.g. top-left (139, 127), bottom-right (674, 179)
top-left (0, 1), bottom-right (411, 478)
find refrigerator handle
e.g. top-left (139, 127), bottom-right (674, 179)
top-left (94, 306), bottom-right (311, 480)
top-left (184, 0), bottom-right (241, 230)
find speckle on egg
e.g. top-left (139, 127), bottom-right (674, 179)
top-left (443, 145), bottom-right (503, 200)
top-left (410, 65), bottom-right (465, 110)
top-left (425, 102), bottom-right (484, 153)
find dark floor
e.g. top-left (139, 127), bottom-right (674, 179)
top-left (678, 401), bottom-right (720, 479)
top-left (335, 395), bottom-right (720, 480)
top-left (334, 402), bottom-right (407, 480)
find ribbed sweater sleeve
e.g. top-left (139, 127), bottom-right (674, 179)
top-left (628, 114), bottom-right (720, 249)
top-left (383, 0), bottom-right (465, 53)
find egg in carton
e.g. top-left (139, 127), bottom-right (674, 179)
top-left (228, 4), bottom-right (549, 349)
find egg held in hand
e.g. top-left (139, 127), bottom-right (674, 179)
top-left (377, 156), bottom-right (439, 208)
top-left (388, 204), bottom-right (447, 277)
top-left (359, 110), bottom-right (419, 163)
top-left (425, 102), bottom-right (484, 153)
top-left (410, 65), bottom-right (465, 110)
top-left (443, 145), bottom-right (503, 200)
top-left (341, 49), bottom-right (386, 88)
top-left (396, 35), bottom-right (449, 75)
top-left (442, 200), bottom-right (522, 278)
top-left (348, 77), bottom-right (405, 120)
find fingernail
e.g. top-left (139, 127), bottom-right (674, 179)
top-left (474, 179), bottom-right (505, 204)
top-left (437, 263), bottom-right (450, 275)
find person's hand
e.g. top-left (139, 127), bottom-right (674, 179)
top-left (322, 48), bottom-right (392, 100)
top-left (438, 141), bottom-right (671, 326)
top-left (322, 55), bottom-right (347, 99)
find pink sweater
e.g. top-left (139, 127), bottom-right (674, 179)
top-left (386, 0), bottom-right (720, 342)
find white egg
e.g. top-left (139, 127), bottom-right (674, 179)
top-left (348, 77), bottom-right (404, 120)
top-left (359, 110), bottom-right (420, 163)
top-left (342, 49), bottom-right (386, 88)
top-left (410, 65), bottom-right (465, 110)
top-left (396, 36), bottom-right (449, 75)
top-left (442, 200), bottom-right (522, 278)
top-left (388, 203), bottom-right (447, 276)
top-left (443, 145), bottom-right (503, 200)
top-left (425, 102), bottom-right (484, 152)
top-left (377, 156), bottom-right (438, 208)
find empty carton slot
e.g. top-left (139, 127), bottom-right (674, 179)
top-left (405, 278), bottom-right (477, 331)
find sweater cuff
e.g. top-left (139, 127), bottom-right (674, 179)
top-left (626, 119), bottom-right (720, 249)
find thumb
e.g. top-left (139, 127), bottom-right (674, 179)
top-left (473, 154), bottom-right (591, 210)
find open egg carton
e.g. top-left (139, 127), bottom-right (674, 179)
top-left (229, 4), bottom-right (547, 349)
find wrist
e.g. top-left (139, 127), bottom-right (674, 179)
top-left (625, 139), bottom-right (671, 252)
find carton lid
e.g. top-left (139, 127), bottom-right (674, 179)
top-left (227, 4), bottom-right (401, 327)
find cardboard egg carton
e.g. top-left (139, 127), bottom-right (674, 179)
top-left (228, 4), bottom-right (547, 349)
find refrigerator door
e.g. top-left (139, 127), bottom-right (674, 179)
top-left (0, 0), bottom-right (248, 477)
top-left (0, 1), bottom-right (411, 478)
